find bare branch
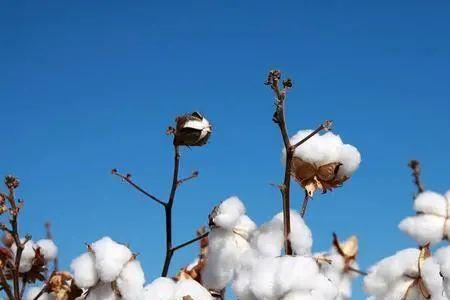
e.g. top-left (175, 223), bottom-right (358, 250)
top-left (112, 169), bottom-right (166, 206)
top-left (408, 160), bottom-right (425, 195)
top-left (177, 171), bottom-right (199, 186)
top-left (171, 231), bottom-right (209, 252)
top-left (300, 190), bottom-right (310, 218)
top-left (290, 120), bottom-right (333, 151)
top-left (0, 267), bottom-right (14, 300)
top-left (348, 266), bottom-right (368, 276)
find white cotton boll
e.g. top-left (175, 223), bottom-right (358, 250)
top-left (398, 215), bottom-right (445, 245)
top-left (282, 291), bottom-right (316, 300)
top-left (91, 237), bottom-right (132, 282)
top-left (15, 240), bottom-right (36, 273)
top-left (274, 256), bottom-right (320, 295)
top-left (202, 226), bottom-right (250, 290)
top-left (86, 282), bottom-right (119, 300)
top-left (434, 246), bottom-right (450, 277)
top-left (413, 191), bottom-right (447, 216)
top-left (173, 279), bottom-right (213, 300)
top-left (141, 277), bottom-right (175, 300)
top-left (381, 277), bottom-right (418, 300)
top-left (233, 215), bottom-right (257, 240)
top-left (25, 287), bottom-right (56, 300)
top-left (334, 276), bottom-right (353, 300)
top-left (232, 270), bottom-right (257, 300)
top-left (213, 196), bottom-right (246, 230)
top-left (71, 252), bottom-right (98, 288)
top-left (421, 257), bottom-right (445, 300)
top-left (250, 216), bottom-right (284, 257)
top-left (117, 260), bottom-right (145, 300)
top-left (286, 211), bottom-right (313, 255)
top-left (36, 239), bottom-right (58, 262)
top-left (312, 274), bottom-right (339, 300)
top-left (337, 144), bottom-right (361, 177)
top-left (249, 257), bottom-right (278, 300)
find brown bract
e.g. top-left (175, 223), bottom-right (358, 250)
top-left (332, 233), bottom-right (358, 273)
top-left (402, 245), bottom-right (432, 300)
top-left (291, 157), bottom-right (348, 197)
top-left (47, 271), bottom-right (82, 300)
top-left (173, 112), bottom-right (212, 147)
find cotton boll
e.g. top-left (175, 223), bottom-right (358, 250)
top-left (117, 260), bottom-right (145, 300)
top-left (399, 215), bottom-right (445, 245)
top-left (282, 291), bottom-right (316, 300)
top-left (233, 215), bottom-right (257, 240)
top-left (14, 239), bottom-right (36, 273)
top-left (91, 237), bottom-right (132, 282)
top-left (212, 196), bottom-right (245, 230)
top-left (173, 279), bottom-right (213, 300)
top-left (414, 191), bottom-right (447, 217)
top-left (86, 282), bottom-right (119, 300)
top-left (25, 287), bottom-right (56, 300)
top-left (434, 246), bottom-right (450, 277)
top-left (250, 216), bottom-right (284, 257)
top-left (71, 252), bottom-right (98, 288)
top-left (421, 257), bottom-right (445, 300)
top-left (249, 257), bottom-right (279, 300)
top-left (381, 277), bottom-right (418, 300)
top-left (36, 239), bottom-right (58, 262)
top-left (337, 144), bottom-right (361, 177)
top-left (232, 269), bottom-right (257, 300)
top-left (141, 277), bottom-right (175, 300)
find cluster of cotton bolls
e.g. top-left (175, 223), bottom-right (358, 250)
top-left (199, 196), bottom-right (362, 300)
top-left (13, 238), bottom-right (58, 272)
top-left (399, 190), bottom-right (450, 245)
top-left (285, 130), bottom-right (361, 196)
top-left (68, 236), bottom-right (212, 300)
top-left (365, 189), bottom-right (450, 300)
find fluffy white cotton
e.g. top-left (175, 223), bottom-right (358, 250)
top-left (141, 277), bottom-right (176, 300)
top-left (91, 237), bottom-right (133, 282)
top-left (421, 257), bottom-right (446, 300)
top-left (71, 252), bottom-right (99, 288)
top-left (86, 282), bottom-right (118, 300)
top-left (117, 260), bottom-right (146, 300)
top-left (399, 190), bottom-right (450, 245)
top-left (399, 214), bottom-right (445, 245)
top-left (14, 239), bottom-right (36, 273)
top-left (434, 246), bottom-right (450, 297)
top-left (25, 287), bottom-right (55, 300)
top-left (173, 279), bottom-right (213, 300)
top-left (36, 239), bottom-right (58, 261)
top-left (251, 210), bottom-right (312, 257)
top-left (211, 196), bottom-right (246, 229)
top-left (287, 130), bottom-right (361, 177)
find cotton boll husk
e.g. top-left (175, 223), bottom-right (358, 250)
top-left (36, 239), bottom-right (58, 261)
top-left (173, 279), bottom-right (213, 300)
top-left (116, 260), bottom-right (145, 300)
top-left (398, 215), bottom-right (444, 245)
top-left (141, 277), bottom-right (175, 300)
top-left (202, 227), bottom-right (250, 290)
top-left (212, 196), bottom-right (245, 230)
top-left (91, 237), bottom-right (132, 282)
top-left (337, 144), bottom-right (361, 177)
top-left (86, 282), bottom-right (119, 300)
top-left (414, 191), bottom-right (447, 217)
top-left (71, 252), bottom-right (98, 288)
top-left (421, 257), bottom-right (445, 300)
top-left (25, 287), bottom-right (56, 300)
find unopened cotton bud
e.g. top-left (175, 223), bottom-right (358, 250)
top-left (174, 112), bottom-right (212, 146)
top-left (4, 175), bottom-right (19, 189)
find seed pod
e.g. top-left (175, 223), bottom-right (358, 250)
top-left (174, 112), bottom-right (212, 146)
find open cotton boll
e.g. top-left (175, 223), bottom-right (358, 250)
top-left (399, 215), bottom-right (445, 245)
top-left (91, 237), bottom-right (132, 282)
top-left (233, 215), bottom-right (257, 240)
top-left (211, 196), bottom-right (245, 229)
top-left (71, 252), bottom-right (98, 288)
top-left (250, 216), bottom-right (284, 257)
top-left (173, 279), bottom-right (213, 300)
top-left (86, 282), bottom-right (119, 300)
top-left (36, 239), bottom-right (58, 261)
top-left (282, 291), bottom-right (317, 300)
top-left (413, 191), bottom-right (447, 216)
top-left (116, 260), bottom-right (145, 300)
top-left (285, 211), bottom-right (312, 255)
top-left (202, 225), bottom-right (252, 290)
top-left (141, 277), bottom-right (175, 300)
top-left (232, 269), bottom-right (257, 300)
top-left (337, 144), bottom-right (361, 177)
top-left (249, 257), bottom-right (279, 300)
top-left (421, 257), bottom-right (445, 300)
top-left (434, 246), bottom-right (450, 297)
top-left (25, 286), bottom-right (55, 300)
top-left (14, 239), bottom-right (36, 273)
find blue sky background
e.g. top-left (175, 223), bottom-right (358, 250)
top-left (1, 1), bottom-right (450, 299)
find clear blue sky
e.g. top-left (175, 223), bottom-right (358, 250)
top-left (1, 1), bottom-right (450, 299)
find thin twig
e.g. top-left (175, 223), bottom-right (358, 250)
top-left (177, 171), bottom-right (199, 186)
top-left (300, 190), bottom-right (310, 218)
top-left (0, 267), bottom-right (14, 300)
top-left (32, 286), bottom-right (47, 300)
top-left (408, 160), bottom-right (425, 195)
top-left (290, 120), bottom-right (333, 150)
top-left (171, 231), bottom-right (209, 252)
top-left (348, 266), bottom-right (368, 276)
top-left (112, 170), bottom-right (166, 206)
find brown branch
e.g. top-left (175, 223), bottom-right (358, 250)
top-left (32, 286), bottom-right (47, 300)
top-left (0, 267), bottom-right (14, 300)
top-left (171, 231), bottom-right (209, 252)
top-left (112, 170), bottom-right (166, 206)
top-left (348, 266), bottom-right (368, 276)
top-left (408, 160), bottom-right (425, 195)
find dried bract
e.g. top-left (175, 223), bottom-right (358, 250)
top-left (173, 112), bottom-right (212, 146)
